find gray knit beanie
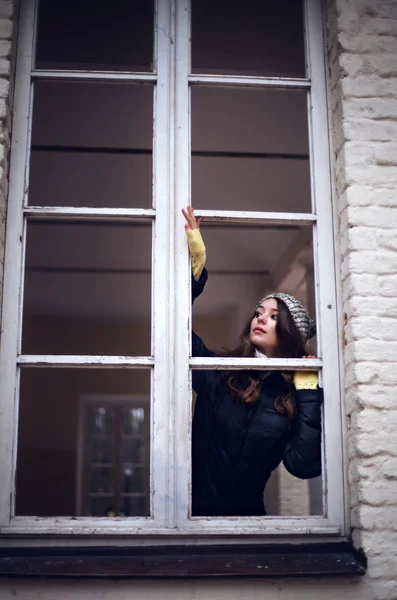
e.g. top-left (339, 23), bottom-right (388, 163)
top-left (262, 292), bottom-right (316, 342)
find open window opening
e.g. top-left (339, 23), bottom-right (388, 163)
top-left (0, 0), bottom-right (344, 544)
top-left (191, 222), bottom-right (322, 518)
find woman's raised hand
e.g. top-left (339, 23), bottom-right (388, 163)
top-left (182, 205), bottom-right (202, 231)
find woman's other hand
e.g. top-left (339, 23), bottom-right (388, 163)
top-left (182, 205), bottom-right (202, 231)
top-left (294, 356), bottom-right (318, 389)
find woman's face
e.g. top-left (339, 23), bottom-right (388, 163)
top-left (249, 297), bottom-right (279, 357)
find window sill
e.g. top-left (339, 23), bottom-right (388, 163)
top-left (0, 542), bottom-right (366, 578)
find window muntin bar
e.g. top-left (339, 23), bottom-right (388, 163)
top-left (24, 208), bottom-right (156, 220)
top-left (189, 75), bottom-right (311, 88)
top-left (17, 356), bottom-right (155, 367)
top-left (32, 71), bottom-right (158, 82)
top-left (189, 358), bottom-right (322, 370)
top-left (23, 207), bottom-right (316, 225)
top-left (181, 211), bottom-right (316, 225)
top-left (35, 0), bottom-right (155, 73)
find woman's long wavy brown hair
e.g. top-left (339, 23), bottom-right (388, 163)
top-left (222, 298), bottom-right (308, 422)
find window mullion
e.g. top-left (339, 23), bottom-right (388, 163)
top-left (151, 0), bottom-right (175, 527)
top-left (173, 0), bottom-right (191, 529)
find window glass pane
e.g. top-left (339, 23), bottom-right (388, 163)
top-left (16, 369), bottom-right (151, 518)
top-left (191, 87), bottom-right (311, 212)
top-left (29, 81), bottom-right (153, 208)
top-left (191, 223), bottom-right (321, 517)
top-left (22, 221), bottom-right (151, 356)
top-left (36, 0), bottom-right (154, 72)
top-left (191, 0), bottom-right (305, 77)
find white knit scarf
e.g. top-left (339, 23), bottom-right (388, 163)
top-left (254, 348), bottom-right (272, 382)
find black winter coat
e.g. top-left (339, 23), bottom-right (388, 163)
top-left (192, 269), bottom-right (323, 517)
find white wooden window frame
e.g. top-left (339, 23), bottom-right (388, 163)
top-left (0, 0), bottom-right (347, 541)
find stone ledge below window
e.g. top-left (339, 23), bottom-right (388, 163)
top-left (0, 541), bottom-right (366, 578)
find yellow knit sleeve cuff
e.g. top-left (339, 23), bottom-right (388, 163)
top-left (186, 229), bottom-right (206, 281)
top-left (293, 371), bottom-right (319, 390)
top-left (186, 229), bottom-right (205, 253)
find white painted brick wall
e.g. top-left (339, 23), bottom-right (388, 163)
top-left (328, 1), bottom-right (397, 599)
top-left (0, 0), bottom-right (12, 317)
top-left (1, 0), bottom-right (397, 598)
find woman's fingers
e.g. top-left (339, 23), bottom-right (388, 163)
top-left (301, 355), bottom-right (316, 359)
top-left (181, 206), bottom-right (193, 229)
top-left (182, 205), bottom-right (201, 230)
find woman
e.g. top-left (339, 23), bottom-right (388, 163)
top-left (182, 206), bottom-right (323, 517)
